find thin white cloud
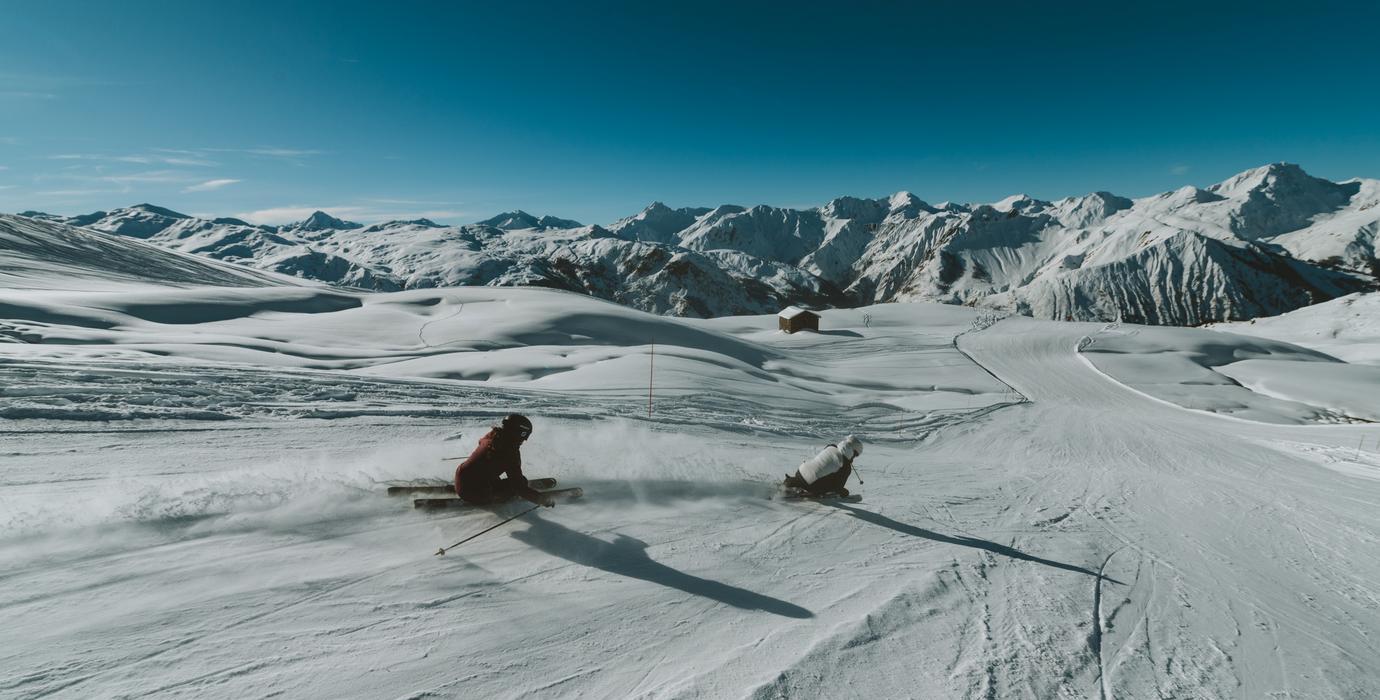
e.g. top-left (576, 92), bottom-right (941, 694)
top-left (183, 178), bottom-right (241, 193)
top-left (0, 91), bottom-right (57, 100)
top-left (0, 71), bottom-right (125, 88)
top-left (36, 168), bottom-right (200, 194)
top-left (161, 156), bottom-right (218, 167)
top-left (206, 147), bottom-right (324, 158)
top-left (0, 136), bottom-right (18, 145)
top-left (34, 188), bottom-right (122, 197)
top-left (1170, 164), bottom-right (1191, 176)
top-left (101, 170), bottom-right (193, 186)
top-left (412, 210), bottom-right (468, 220)
top-left (0, 165), bottom-right (8, 170)
top-left (40, 168), bottom-right (193, 184)
top-left (364, 197), bottom-right (457, 206)
top-left (50, 153), bottom-right (217, 167)
top-left (248, 147), bottom-right (323, 158)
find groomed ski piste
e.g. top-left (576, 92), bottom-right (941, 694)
top-left (3, 216), bottom-right (1379, 698)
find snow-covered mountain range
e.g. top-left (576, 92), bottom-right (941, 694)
top-left (15, 163), bottom-right (1378, 324)
top-left (6, 162), bottom-right (1380, 697)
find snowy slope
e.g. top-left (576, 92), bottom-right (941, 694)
top-left (1212, 291), bottom-right (1380, 365)
top-left (4, 223), bottom-right (1380, 698)
top-left (17, 163), bottom-right (1376, 324)
top-left (1078, 321), bottom-right (1380, 424)
top-left (1075, 291), bottom-right (1380, 424)
top-left (0, 213), bottom-right (294, 291)
top-left (0, 286), bottom-right (1012, 421)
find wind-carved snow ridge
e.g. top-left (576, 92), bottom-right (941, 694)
top-left (953, 312), bottom-right (1029, 404)
top-left (1075, 316), bottom-right (1380, 424)
top-left (15, 162), bottom-right (1377, 324)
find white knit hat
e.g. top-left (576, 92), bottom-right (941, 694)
top-left (839, 435), bottom-right (863, 459)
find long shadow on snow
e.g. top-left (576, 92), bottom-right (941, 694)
top-left (511, 515), bottom-right (813, 619)
top-left (826, 503), bottom-right (1122, 583)
top-left (572, 479), bottom-right (777, 503)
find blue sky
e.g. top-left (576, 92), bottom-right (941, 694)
top-left (1, 0), bottom-right (1376, 225)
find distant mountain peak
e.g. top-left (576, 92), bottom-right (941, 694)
top-left (537, 214), bottom-right (582, 229)
top-left (887, 191), bottom-right (935, 216)
top-left (477, 210), bottom-right (528, 229)
top-left (477, 210), bottom-right (582, 230)
top-left (360, 218), bottom-right (443, 233)
top-left (993, 194), bottom-right (1048, 213)
top-left (211, 217), bottom-right (253, 227)
top-left (888, 191), bottom-right (918, 208)
top-left (1159, 185), bottom-right (1225, 205)
top-left (290, 211), bottom-right (362, 232)
top-left (706, 204), bottom-right (747, 217)
top-left (1206, 162), bottom-right (1361, 239)
top-left (1208, 162), bottom-right (1321, 198)
top-left (608, 202), bottom-right (712, 243)
top-left (126, 203), bottom-right (190, 219)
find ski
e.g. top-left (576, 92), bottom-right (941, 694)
top-left (388, 477), bottom-right (556, 497)
top-left (779, 489), bottom-right (862, 503)
top-left (414, 486), bottom-right (583, 510)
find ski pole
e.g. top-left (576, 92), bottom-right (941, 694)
top-left (851, 465), bottom-right (864, 485)
top-left (434, 504), bottom-right (541, 556)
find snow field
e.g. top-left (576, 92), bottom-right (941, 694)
top-left (3, 226), bottom-right (1379, 697)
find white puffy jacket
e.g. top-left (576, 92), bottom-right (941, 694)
top-left (797, 435), bottom-right (863, 485)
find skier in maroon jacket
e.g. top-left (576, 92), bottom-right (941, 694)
top-left (454, 414), bottom-right (554, 507)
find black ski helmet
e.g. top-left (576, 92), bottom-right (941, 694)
top-left (501, 413), bottom-right (533, 440)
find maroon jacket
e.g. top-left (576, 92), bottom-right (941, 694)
top-left (454, 428), bottom-right (532, 503)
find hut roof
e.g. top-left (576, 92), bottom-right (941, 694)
top-left (778, 306), bottom-right (818, 320)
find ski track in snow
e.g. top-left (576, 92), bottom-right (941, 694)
top-left (960, 317), bottom-right (1380, 699)
top-left (3, 303), bottom-right (1380, 698)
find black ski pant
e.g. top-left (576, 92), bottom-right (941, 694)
top-left (458, 476), bottom-right (525, 505)
top-left (785, 464), bottom-right (852, 495)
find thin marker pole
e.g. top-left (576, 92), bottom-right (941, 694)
top-left (648, 339), bottom-right (655, 418)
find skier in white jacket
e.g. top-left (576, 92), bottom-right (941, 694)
top-left (783, 435), bottom-right (863, 497)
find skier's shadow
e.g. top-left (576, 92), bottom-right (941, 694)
top-left (826, 503), bottom-right (1122, 583)
top-left (512, 515), bottom-right (813, 619)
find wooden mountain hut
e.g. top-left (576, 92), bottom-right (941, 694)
top-left (778, 306), bottom-right (820, 334)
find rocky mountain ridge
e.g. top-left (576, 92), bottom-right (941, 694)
top-left (15, 163), bottom-right (1377, 323)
